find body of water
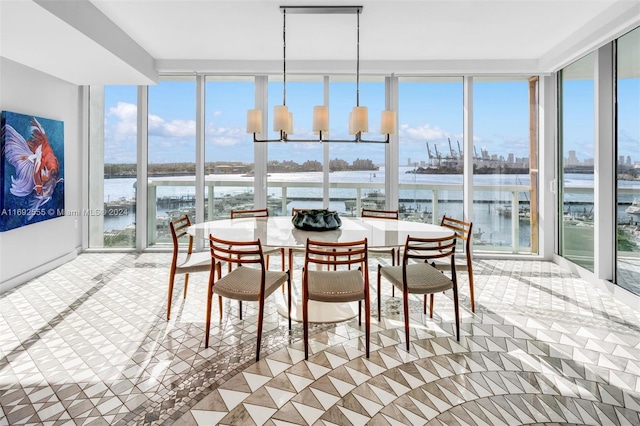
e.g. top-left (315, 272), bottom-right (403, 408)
top-left (100, 168), bottom-right (640, 250)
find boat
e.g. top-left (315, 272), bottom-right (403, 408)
top-left (626, 198), bottom-right (640, 221)
top-left (494, 204), bottom-right (531, 221)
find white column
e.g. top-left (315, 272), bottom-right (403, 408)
top-left (594, 42), bottom-right (615, 281)
top-left (137, 86), bottom-right (148, 250)
top-left (385, 75), bottom-right (399, 211)
top-left (463, 77), bottom-right (473, 227)
top-left (88, 86), bottom-right (104, 248)
top-left (539, 75), bottom-right (557, 260)
top-left (195, 75), bottom-right (206, 250)
top-left (254, 76), bottom-right (268, 209)
top-left (323, 76), bottom-right (330, 208)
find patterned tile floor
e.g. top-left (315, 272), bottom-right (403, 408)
top-left (1, 253), bottom-right (640, 425)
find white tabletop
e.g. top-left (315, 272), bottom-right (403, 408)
top-left (187, 216), bottom-right (454, 248)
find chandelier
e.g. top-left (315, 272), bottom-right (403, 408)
top-left (247, 5), bottom-right (396, 143)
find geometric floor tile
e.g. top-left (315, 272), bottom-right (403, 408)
top-left (0, 253), bottom-right (639, 425)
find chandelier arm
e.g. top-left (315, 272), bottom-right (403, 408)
top-left (253, 131), bottom-right (287, 143)
top-left (355, 134), bottom-right (390, 144)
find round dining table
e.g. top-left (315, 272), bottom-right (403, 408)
top-left (188, 216), bottom-right (455, 323)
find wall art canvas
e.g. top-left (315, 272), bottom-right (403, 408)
top-left (1, 111), bottom-right (65, 232)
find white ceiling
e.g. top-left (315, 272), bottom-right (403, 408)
top-left (1, 0), bottom-right (638, 85)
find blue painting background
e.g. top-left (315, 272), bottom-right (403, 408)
top-left (1, 111), bottom-right (65, 232)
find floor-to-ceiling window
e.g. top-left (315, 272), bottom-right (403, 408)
top-left (204, 76), bottom-right (255, 219)
top-left (397, 77), bottom-right (464, 224)
top-left (267, 76), bottom-right (325, 215)
top-left (89, 73), bottom-right (547, 255)
top-left (616, 27), bottom-right (640, 294)
top-left (329, 77), bottom-right (386, 216)
top-left (559, 53), bottom-right (596, 271)
top-left (473, 77), bottom-right (538, 254)
top-left (88, 85), bottom-right (137, 248)
top-left (147, 77), bottom-right (196, 247)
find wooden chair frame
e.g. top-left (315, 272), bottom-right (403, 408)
top-left (377, 235), bottom-right (460, 350)
top-left (167, 215), bottom-right (211, 320)
top-left (436, 215), bottom-right (475, 313)
top-left (303, 238), bottom-right (370, 359)
top-left (361, 208), bottom-right (401, 294)
top-left (231, 208), bottom-right (286, 272)
top-left (206, 234), bottom-right (291, 362)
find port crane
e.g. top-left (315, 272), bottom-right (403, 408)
top-left (426, 142), bottom-right (443, 166)
top-left (448, 138), bottom-right (457, 159)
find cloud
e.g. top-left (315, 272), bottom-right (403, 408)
top-left (106, 102), bottom-right (137, 140)
top-left (205, 124), bottom-right (249, 146)
top-left (148, 115), bottom-right (196, 138)
top-left (400, 123), bottom-right (447, 142)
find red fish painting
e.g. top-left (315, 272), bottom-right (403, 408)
top-left (1, 115), bottom-right (64, 223)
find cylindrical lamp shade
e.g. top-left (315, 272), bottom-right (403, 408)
top-left (351, 106), bottom-right (368, 133)
top-left (348, 112), bottom-right (355, 135)
top-left (246, 109), bottom-right (262, 134)
top-left (380, 110), bottom-right (397, 135)
top-left (286, 112), bottom-right (294, 135)
top-left (313, 106), bottom-right (329, 132)
top-left (273, 105), bottom-right (289, 132)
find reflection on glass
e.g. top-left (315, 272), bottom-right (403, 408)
top-left (473, 77), bottom-right (536, 254)
top-left (560, 52), bottom-right (596, 270)
top-left (398, 77), bottom-right (463, 227)
top-left (205, 77), bottom-right (255, 220)
top-left (616, 27), bottom-right (640, 294)
top-left (147, 78), bottom-right (196, 247)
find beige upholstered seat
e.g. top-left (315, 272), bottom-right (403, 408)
top-left (377, 234), bottom-right (460, 349)
top-left (231, 208), bottom-right (285, 271)
top-left (431, 215), bottom-right (475, 313)
top-left (167, 215), bottom-right (211, 320)
top-left (205, 234), bottom-right (291, 361)
top-left (303, 238), bottom-right (370, 359)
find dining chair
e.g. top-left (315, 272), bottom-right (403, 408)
top-left (361, 208), bottom-right (400, 293)
top-left (430, 215), bottom-right (475, 314)
top-left (302, 238), bottom-right (370, 359)
top-left (377, 234), bottom-right (460, 349)
top-left (231, 208), bottom-right (286, 271)
top-left (167, 215), bottom-right (211, 320)
top-left (205, 234), bottom-right (292, 361)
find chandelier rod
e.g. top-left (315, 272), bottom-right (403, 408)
top-left (356, 8), bottom-right (360, 108)
top-left (283, 8), bottom-right (287, 107)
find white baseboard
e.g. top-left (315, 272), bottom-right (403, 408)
top-left (0, 249), bottom-right (79, 295)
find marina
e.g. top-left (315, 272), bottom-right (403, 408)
top-left (96, 168), bottom-right (640, 252)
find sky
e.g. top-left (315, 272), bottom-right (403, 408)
top-left (102, 76), bottom-right (639, 166)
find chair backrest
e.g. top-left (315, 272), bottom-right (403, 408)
top-left (403, 235), bottom-right (457, 268)
top-left (170, 215), bottom-right (194, 255)
top-left (361, 208), bottom-right (398, 220)
top-left (231, 208), bottom-right (269, 219)
top-left (208, 234), bottom-right (265, 269)
top-left (440, 215), bottom-right (473, 255)
top-left (304, 238), bottom-right (368, 271)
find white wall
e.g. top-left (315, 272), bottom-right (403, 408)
top-left (0, 58), bottom-right (82, 294)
